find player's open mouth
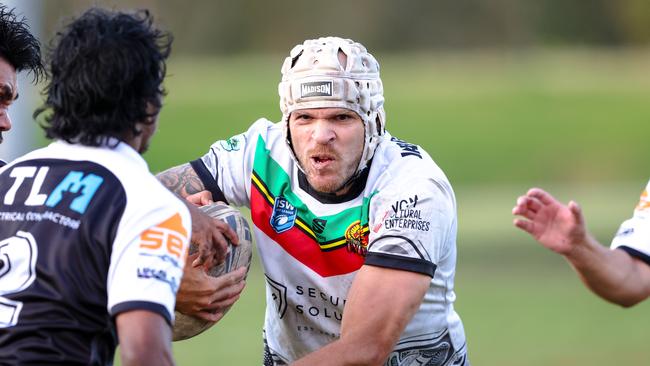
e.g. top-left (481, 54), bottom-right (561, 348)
top-left (311, 155), bottom-right (334, 169)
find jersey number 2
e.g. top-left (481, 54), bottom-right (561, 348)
top-left (0, 231), bottom-right (38, 328)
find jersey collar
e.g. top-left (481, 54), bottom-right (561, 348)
top-left (297, 164), bottom-right (370, 204)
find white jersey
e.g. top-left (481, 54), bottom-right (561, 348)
top-left (193, 119), bottom-right (468, 365)
top-left (0, 140), bottom-right (190, 364)
top-left (611, 179), bottom-right (650, 264)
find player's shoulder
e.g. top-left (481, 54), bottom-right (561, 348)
top-left (369, 133), bottom-right (454, 200)
top-left (47, 140), bottom-right (183, 212)
top-left (247, 118), bottom-right (284, 144)
top-left (208, 118), bottom-right (283, 153)
top-left (374, 133), bottom-right (447, 180)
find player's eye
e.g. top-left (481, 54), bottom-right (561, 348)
top-left (335, 114), bottom-right (352, 121)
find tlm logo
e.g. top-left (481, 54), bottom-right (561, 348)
top-left (312, 218), bottom-right (327, 234)
top-left (3, 166), bottom-right (103, 214)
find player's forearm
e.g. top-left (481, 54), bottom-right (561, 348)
top-left (117, 311), bottom-right (176, 366)
top-left (157, 163), bottom-right (205, 197)
top-left (564, 235), bottom-right (648, 306)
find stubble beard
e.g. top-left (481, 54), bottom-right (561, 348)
top-left (302, 155), bottom-right (360, 195)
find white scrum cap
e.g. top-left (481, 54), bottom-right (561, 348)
top-left (278, 36), bottom-right (386, 174)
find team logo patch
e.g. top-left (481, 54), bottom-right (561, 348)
top-left (270, 196), bottom-right (297, 233)
top-left (345, 220), bottom-right (368, 256)
top-left (301, 81), bottom-right (333, 98)
top-left (219, 135), bottom-right (243, 152)
top-left (139, 213), bottom-right (189, 261)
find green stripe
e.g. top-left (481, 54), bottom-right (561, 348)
top-left (253, 135), bottom-right (376, 244)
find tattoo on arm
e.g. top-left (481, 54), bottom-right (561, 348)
top-left (157, 163), bottom-right (206, 197)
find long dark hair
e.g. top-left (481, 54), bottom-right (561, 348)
top-left (37, 8), bottom-right (172, 146)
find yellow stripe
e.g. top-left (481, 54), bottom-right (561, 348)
top-left (252, 174), bottom-right (275, 205)
top-left (295, 218), bottom-right (316, 238)
top-left (320, 239), bottom-right (346, 250)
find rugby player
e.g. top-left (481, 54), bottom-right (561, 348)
top-left (0, 8), bottom-right (231, 365)
top-left (159, 37), bottom-right (470, 365)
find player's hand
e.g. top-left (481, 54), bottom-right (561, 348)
top-left (186, 191), bottom-right (214, 206)
top-left (176, 254), bottom-right (247, 322)
top-left (512, 187), bottom-right (588, 255)
top-left (187, 203), bottom-right (239, 268)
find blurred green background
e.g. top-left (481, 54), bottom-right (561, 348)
top-left (10, 0), bottom-right (650, 365)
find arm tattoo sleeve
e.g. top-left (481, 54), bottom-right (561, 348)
top-left (156, 163), bottom-right (206, 197)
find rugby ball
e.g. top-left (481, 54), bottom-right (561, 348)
top-left (172, 202), bottom-right (253, 341)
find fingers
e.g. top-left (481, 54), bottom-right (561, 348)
top-left (217, 266), bottom-right (248, 286)
top-left (206, 292), bottom-right (242, 311)
top-left (200, 191), bottom-right (215, 206)
top-left (214, 219), bottom-right (239, 245)
top-left (194, 240), bottom-right (227, 268)
top-left (202, 285), bottom-right (244, 311)
top-left (208, 268), bottom-right (247, 301)
top-left (513, 218), bottom-right (534, 234)
top-left (568, 200), bottom-right (584, 226)
top-left (526, 187), bottom-right (557, 205)
top-left (512, 195), bottom-right (543, 220)
top-left (185, 191), bottom-right (214, 207)
top-left (185, 252), bottom-right (199, 267)
top-left (192, 310), bottom-right (226, 323)
top-left (193, 220), bottom-right (232, 268)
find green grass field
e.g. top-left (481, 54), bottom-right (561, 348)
top-left (120, 49), bottom-right (650, 365)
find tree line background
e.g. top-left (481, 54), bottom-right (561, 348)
top-left (42, 0), bottom-right (650, 54)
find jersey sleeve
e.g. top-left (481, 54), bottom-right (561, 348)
top-left (610, 180), bottom-right (650, 265)
top-left (190, 119), bottom-right (270, 208)
top-left (366, 176), bottom-right (456, 278)
top-left (107, 198), bottom-right (191, 325)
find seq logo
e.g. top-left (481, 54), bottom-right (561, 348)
top-left (3, 166), bottom-right (103, 214)
top-left (139, 213), bottom-right (189, 264)
top-left (270, 196), bottom-right (297, 234)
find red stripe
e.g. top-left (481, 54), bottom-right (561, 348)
top-left (251, 186), bottom-right (364, 277)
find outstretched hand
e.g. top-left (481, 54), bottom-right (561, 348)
top-left (512, 187), bottom-right (588, 255)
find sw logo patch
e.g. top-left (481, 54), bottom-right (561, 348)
top-left (270, 196), bottom-right (297, 233)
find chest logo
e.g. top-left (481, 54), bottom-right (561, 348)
top-left (270, 196), bottom-right (297, 234)
top-left (312, 218), bottom-right (327, 234)
top-left (345, 220), bottom-right (369, 256)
